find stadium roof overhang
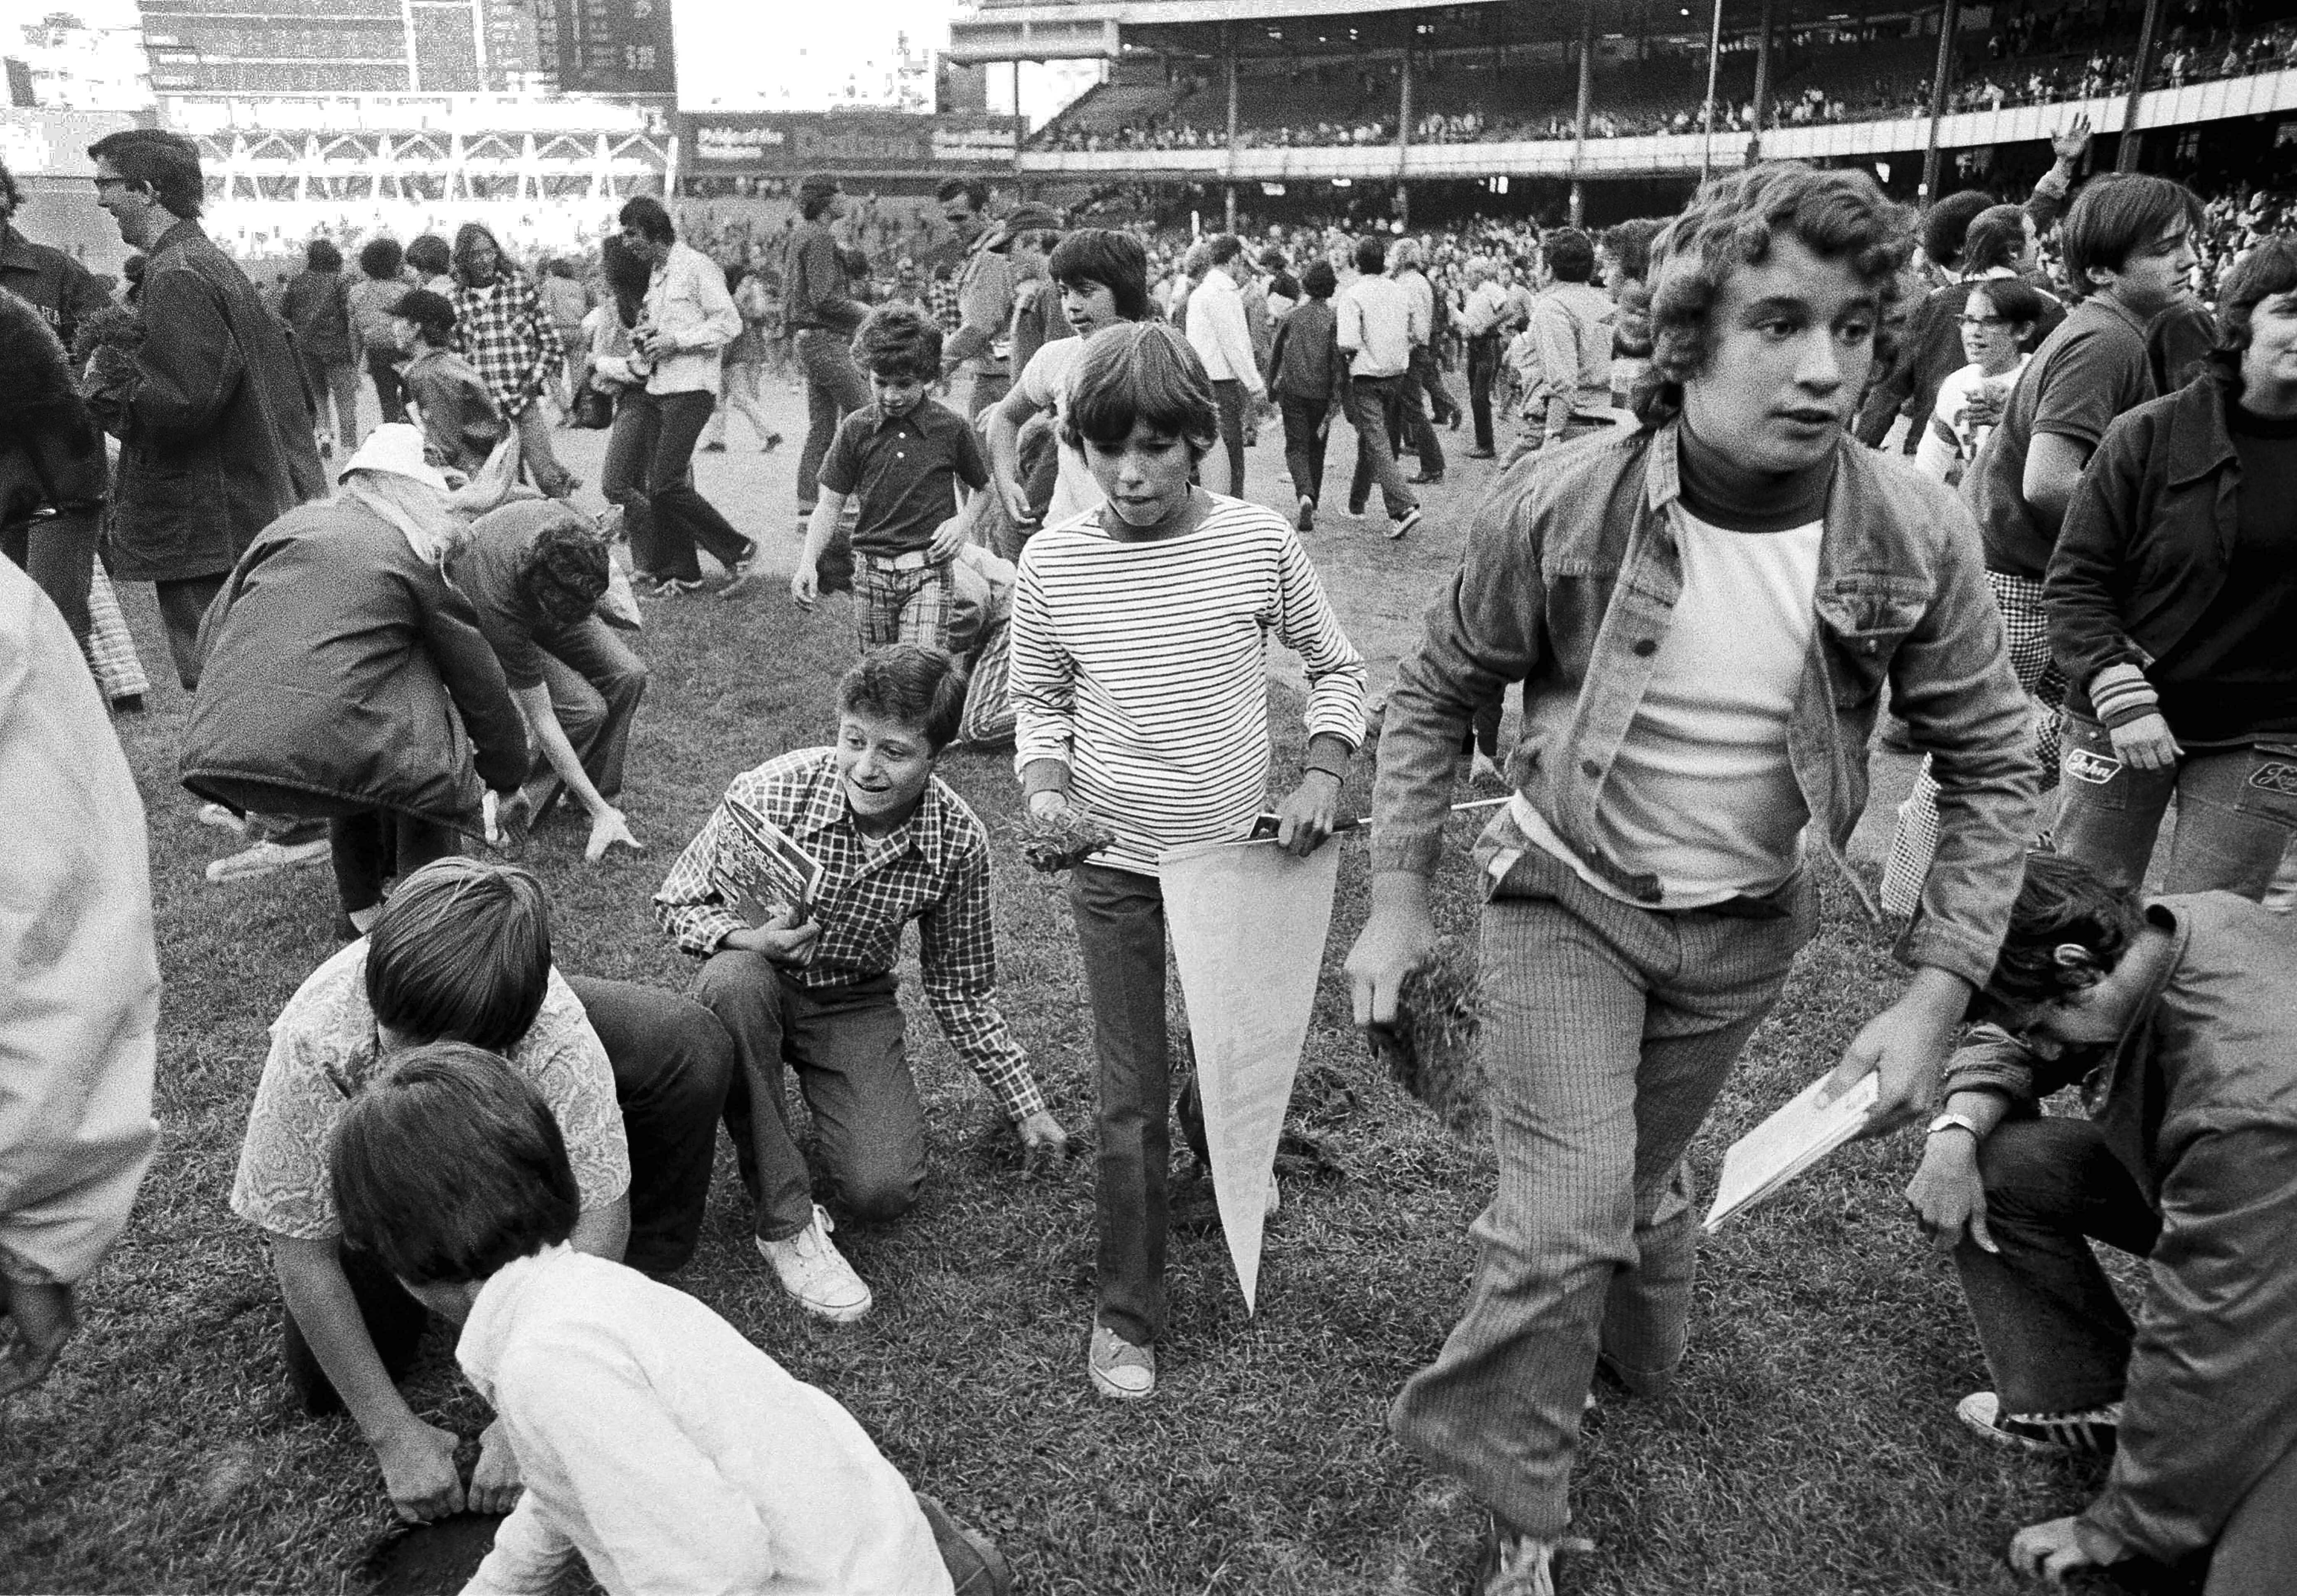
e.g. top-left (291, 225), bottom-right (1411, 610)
top-left (950, 0), bottom-right (1937, 64)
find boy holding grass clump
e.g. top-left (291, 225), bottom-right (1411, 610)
top-left (1006, 321), bottom-right (1367, 1401)
top-left (791, 305), bottom-right (987, 651)
top-left (328, 1044), bottom-right (974, 1596)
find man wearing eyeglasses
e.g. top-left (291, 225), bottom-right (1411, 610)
top-left (1905, 850), bottom-right (2297, 1593)
top-left (80, 130), bottom-right (324, 694)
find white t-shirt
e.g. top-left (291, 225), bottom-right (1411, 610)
top-left (1916, 355), bottom-right (2030, 483)
top-left (1518, 507), bottom-right (1824, 907)
top-left (1017, 336), bottom-right (1102, 527)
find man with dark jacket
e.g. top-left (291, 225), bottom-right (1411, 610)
top-left (1267, 259), bottom-right (1347, 531)
top-left (0, 159), bottom-right (111, 353)
top-left (1905, 853), bottom-right (2297, 1592)
top-left (783, 173), bottom-right (869, 537)
top-left (81, 129), bottom-right (325, 691)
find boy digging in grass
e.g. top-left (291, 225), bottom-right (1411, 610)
top-left (1006, 321), bottom-right (1367, 1400)
top-left (654, 645), bottom-right (1068, 1325)
top-left (792, 305), bottom-right (987, 652)
top-left (329, 1044), bottom-right (965, 1596)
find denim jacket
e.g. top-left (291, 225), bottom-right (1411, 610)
top-left (1371, 419), bottom-right (2039, 987)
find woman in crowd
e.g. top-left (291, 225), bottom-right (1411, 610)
top-left (180, 423), bottom-right (531, 938)
top-left (2042, 236), bottom-right (2297, 896)
top-left (1915, 277), bottom-right (2046, 484)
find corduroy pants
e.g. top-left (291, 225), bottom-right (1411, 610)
top-left (1391, 836), bottom-right (1816, 1539)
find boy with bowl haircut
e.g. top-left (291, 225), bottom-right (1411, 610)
top-left (391, 288), bottom-right (508, 475)
top-left (330, 1045), bottom-right (958, 1596)
top-left (655, 645), bottom-right (1067, 1326)
top-left (232, 857), bottom-right (732, 1525)
top-left (791, 305), bottom-right (988, 651)
top-left (1346, 163), bottom-right (2038, 1594)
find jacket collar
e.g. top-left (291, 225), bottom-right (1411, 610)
top-left (2162, 373), bottom-right (2238, 490)
top-left (788, 748), bottom-right (946, 871)
top-left (0, 224), bottom-right (34, 271)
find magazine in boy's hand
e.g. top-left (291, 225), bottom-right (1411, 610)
top-left (712, 796), bottom-right (827, 934)
top-left (1701, 1069), bottom-right (1881, 1233)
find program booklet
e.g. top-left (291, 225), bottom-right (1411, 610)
top-left (712, 796), bottom-right (827, 933)
top-left (1701, 1070), bottom-right (1881, 1233)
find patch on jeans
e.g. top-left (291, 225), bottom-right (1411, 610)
top-left (2250, 761), bottom-right (2297, 796)
top-left (2064, 748), bottom-right (2122, 786)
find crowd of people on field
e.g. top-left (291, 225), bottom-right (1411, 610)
top-left (12, 96), bottom-right (2297, 1596)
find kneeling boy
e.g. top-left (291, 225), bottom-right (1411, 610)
top-left (331, 1045), bottom-right (958, 1596)
top-left (655, 645), bottom-right (1066, 1323)
top-left (1907, 852), bottom-right (2297, 1592)
top-left (232, 857), bottom-right (732, 1522)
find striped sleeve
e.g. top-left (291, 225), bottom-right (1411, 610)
top-left (1006, 544), bottom-right (1076, 779)
top-left (1270, 523), bottom-right (1368, 749)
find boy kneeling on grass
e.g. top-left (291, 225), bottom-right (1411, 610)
top-left (654, 645), bottom-right (1068, 1325)
top-left (1906, 852), bottom-right (2297, 1594)
top-left (1006, 321), bottom-right (1367, 1401)
top-left (330, 1044), bottom-right (977, 1596)
top-left (791, 305), bottom-right (988, 652)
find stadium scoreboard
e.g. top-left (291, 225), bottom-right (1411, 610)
top-left (552, 0), bottom-right (677, 96)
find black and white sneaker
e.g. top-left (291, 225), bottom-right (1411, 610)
top-left (1389, 506), bottom-right (1423, 540)
top-left (1956, 1391), bottom-right (2119, 1456)
top-left (1296, 494), bottom-right (1316, 533)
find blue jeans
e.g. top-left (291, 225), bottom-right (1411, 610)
top-left (1343, 375), bottom-right (1418, 521)
top-left (612, 388), bottom-right (751, 582)
top-left (2054, 713), bottom-right (2297, 898)
top-left (796, 328), bottom-right (869, 515)
top-left (1389, 834), bottom-right (1815, 1539)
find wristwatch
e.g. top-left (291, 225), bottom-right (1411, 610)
top-left (1925, 1111), bottom-right (1984, 1140)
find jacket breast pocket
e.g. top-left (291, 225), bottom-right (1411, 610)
top-left (1815, 578), bottom-right (1927, 708)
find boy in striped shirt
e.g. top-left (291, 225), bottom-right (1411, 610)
top-left (1007, 322), bottom-right (1367, 1401)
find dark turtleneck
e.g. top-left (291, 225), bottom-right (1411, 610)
top-left (1675, 417), bottom-right (1837, 534)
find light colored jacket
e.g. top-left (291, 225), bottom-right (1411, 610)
top-left (642, 241), bottom-right (740, 396)
top-left (0, 559), bottom-right (158, 1288)
top-left (1185, 269), bottom-right (1265, 396)
top-left (1523, 281), bottom-right (1617, 426)
top-left (1373, 420), bottom-right (2038, 986)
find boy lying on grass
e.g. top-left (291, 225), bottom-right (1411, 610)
top-left (330, 1044), bottom-right (963, 1596)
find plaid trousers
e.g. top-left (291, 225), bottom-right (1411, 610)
top-left (1391, 830), bottom-right (1817, 1539)
top-left (857, 553), bottom-right (954, 652)
top-left (1883, 569), bottom-right (2063, 914)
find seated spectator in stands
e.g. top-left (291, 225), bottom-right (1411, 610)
top-left (393, 289), bottom-right (507, 477)
top-left (2042, 239), bottom-right (2297, 898)
top-left (1915, 278), bottom-right (2045, 485)
top-left (329, 1046), bottom-right (963, 1595)
top-left (180, 425), bottom-right (530, 935)
top-left (1906, 852), bottom-right (2297, 1593)
top-left (654, 646), bottom-right (1066, 1326)
top-left (231, 857), bottom-right (733, 1523)
top-left (446, 500), bottom-right (643, 863)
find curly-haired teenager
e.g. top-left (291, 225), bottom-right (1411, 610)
top-left (793, 305), bottom-right (989, 651)
top-left (1345, 163), bottom-right (2038, 1595)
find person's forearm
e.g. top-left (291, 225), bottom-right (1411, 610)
top-left (569, 1194), bottom-right (629, 1262)
top-left (1939, 1087), bottom-right (2012, 1139)
top-left (1544, 393), bottom-right (1572, 440)
top-left (272, 1236), bottom-right (421, 1448)
top-left (987, 405), bottom-right (1025, 485)
top-left (798, 498), bottom-right (840, 571)
top-left (521, 695), bottom-right (613, 820)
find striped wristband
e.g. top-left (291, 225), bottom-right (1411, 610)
top-left (2088, 663), bottom-right (2159, 731)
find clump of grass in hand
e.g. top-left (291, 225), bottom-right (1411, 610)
top-left (1017, 808), bottom-right (1118, 873)
top-left (1368, 949), bottom-right (1485, 1138)
top-left (71, 305), bottom-right (145, 365)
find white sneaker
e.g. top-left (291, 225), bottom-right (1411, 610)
top-left (755, 1205), bottom-right (872, 1323)
top-left (205, 836), bottom-right (332, 883)
top-left (197, 802), bottom-right (247, 835)
top-left (1088, 1324), bottom-right (1156, 1400)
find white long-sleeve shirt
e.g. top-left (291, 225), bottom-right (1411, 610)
top-left (642, 240), bottom-right (741, 395)
top-left (1184, 268), bottom-right (1265, 396)
top-left (458, 1247), bottom-right (950, 1596)
top-left (0, 561), bottom-right (158, 1288)
top-left (1008, 494), bottom-right (1366, 875)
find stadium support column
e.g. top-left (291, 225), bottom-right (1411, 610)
top-left (1570, 1), bottom-right (1593, 227)
top-left (1698, 0), bottom-right (1725, 183)
top-left (1226, 26), bottom-right (1240, 232)
top-left (2118, 0), bottom-right (2164, 171)
top-left (1750, 0), bottom-right (1773, 157)
top-left (1397, 42), bottom-right (1412, 228)
top-left (1922, 0), bottom-right (1960, 202)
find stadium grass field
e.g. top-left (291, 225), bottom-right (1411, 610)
top-left (0, 406), bottom-right (2143, 1596)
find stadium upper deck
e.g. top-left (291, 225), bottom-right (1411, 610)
top-left (955, 0), bottom-right (2297, 210)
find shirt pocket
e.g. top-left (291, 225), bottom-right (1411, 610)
top-left (1814, 576), bottom-right (1928, 708)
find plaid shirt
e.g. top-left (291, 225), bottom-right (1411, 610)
top-left (451, 268), bottom-right (560, 417)
top-left (653, 749), bottom-right (1045, 1121)
top-left (927, 274), bottom-right (962, 335)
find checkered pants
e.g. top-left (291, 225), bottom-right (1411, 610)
top-left (857, 554), bottom-right (954, 652)
top-left (1883, 570), bottom-right (2063, 914)
top-left (85, 563), bottom-right (149, 705)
